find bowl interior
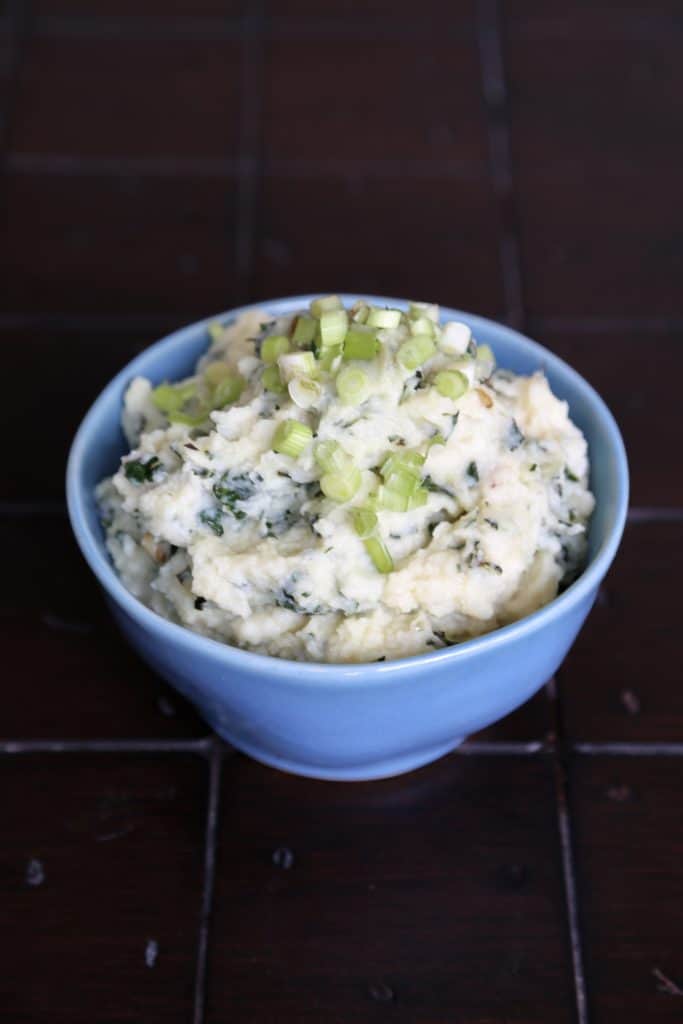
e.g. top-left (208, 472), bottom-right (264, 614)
top-left (69, 296), bottom-right (628, 619)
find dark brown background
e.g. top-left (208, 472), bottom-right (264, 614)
top-left (1, 2), bottom-right (682, 1022)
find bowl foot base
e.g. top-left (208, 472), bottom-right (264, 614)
top-left (214, 732), bottom-right (466, 781)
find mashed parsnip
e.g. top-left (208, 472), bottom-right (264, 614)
top-left (97, 297), bottom-right (594, 663)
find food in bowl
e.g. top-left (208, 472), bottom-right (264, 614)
top-left (96, 296), bottom-right (594, 664)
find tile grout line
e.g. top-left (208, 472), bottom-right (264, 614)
top-left (475, 0), bottom-right (525, 329)
top-left (574, 741), bottom-right (683, 756)
top-left (553, 664), bottom-right (591, 1024)
top-left (6, 152), bottom-right (486, 179)
top-left (192, 737), bottom-right (224, 1024)
top-left (554, 757), bottom-right (590, 1024)
top-left (457, 740), bottom-right (549, 755)
top-left (0, 737), bottom-right (213, 754)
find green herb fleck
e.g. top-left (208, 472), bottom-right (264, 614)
top-left (124, 456), bottom-right (161, 483)
top-left (564, 467), bottom-right (579, 482)
top-left (200, 508), bottom-right (224, 536)
top-left (466, 461), bottom-right (479, 483)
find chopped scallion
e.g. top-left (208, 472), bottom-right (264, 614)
top-left (397, 335), bottom-right (436, 370)
top-left (291, 314), bottom-right (317, 348)
top-left (343, 325), bottom-right (379, 361)
top-left (382, 464), bottom-right (422, 498)
top-left (376, 485), bottom-right (409, 512)
top-left (207, 321), bottom-right (225, 345)
top-left (350, 507), bottom-right (378, 538)
top-left (363, 536), bottom-right (394, 573)
top-left (381, 450), bottom-right (425, 476)
top-left (168, 407), bottom-right (210, 427)
top-left (336, 366), bottom-right (370, 405)
top-left (319, 309), bottom-right (348, 348)
top-left (278, 351), bottom-right (318, 383)
top-left (152, 380), bottom-right (197, 414)
top-left (408, 301), bottom-right (439, 323)
top-left (367, 307), bottom-right (402, 329)
top-left (212, 373), bottom-right (244, 409)
top-left (315, 440), bottom-right (349, 474)
top-left (262, 365), bottom-right (285, 393)
top-left (318, 343), bottom-right (343, 371)
top-left (409, 316), bottom-right (435, 338)
top-left (288, 376), bottom-right (322, 410)
top-left (310, 295), bottom-right (342, 318)
top-left (439, 321), bottom-right (472, 355)
top-left (261, 335), bottom-right (290, 363)
top-left (320, 467), bottom-right (361, 503)
top-left (272, 420), bottom-right (313, 459)
top-left (407, 487), bottom-right (429, 509)
top-left (434, 369), bottom-right (468, 400)
top-left (203, 362), bottom-right (231, 389)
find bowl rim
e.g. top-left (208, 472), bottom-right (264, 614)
top-left (66, 293), bottom-right (629, 684)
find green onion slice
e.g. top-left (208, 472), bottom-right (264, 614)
top-left (320, 467), bottom-right (361, 503)
top-left (261, 335), bottom-right (290, 363)
top-left (315, 440), bottom-right (350, 474)
top-left (363, 536), bottom-right (394, 573)
top-left (272, 420), bottom-right (313, 458)
top-left (381, 450), bottom-right (425, 477)
top-left (350, 301), bottom-right (369, 323)
top-left (207, 321), bottom-right (225, 345)
top-left (434, 369), bottom-right (469, 400)
top-left (408, 301), bottom-right (439, 323)
top-left (336, 366), bottom-right (370, 405)
top-left (262, 365), bottom-right (285, 393)
top-left (318, 343), bottom-right (343, 372)
top-left (278, 351), bottom-right (318, 382)
top-left (212, 374), bottom-right (244, 409)
top-left (319, 309), bottom-right (348, 348)
top-left (397, 335), bottom-right (436, 370)
top-left (367, 307), bottom-right (402, 329)
top-left (291, 314), bottom-right (317, 348)
top-left (409, 316), bottom-right (435, 338)
top-left (376, 485), bottom-right (409, 512)
top-left (310, 295), bottom-right (343, 318)
top-left (288, 376), bottom-right (321, 410)
top-left (407, 487), bottom-right (429, 509)
top-left (350, 507), bottom-right (378, 538)
top-left (343, 325), bottom-right (378, 361)
top-left (152, 380), bottom-right (197, 414)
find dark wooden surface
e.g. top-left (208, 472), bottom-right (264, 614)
top-left (1, 2), bottom-right (682, 1022)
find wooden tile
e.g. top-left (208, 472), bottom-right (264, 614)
top-left (10, 31), bottom-right (242, 160)
top-left (533, 327), bottom-right (683, 507)
top-left (262, 28), bottom-right (487, 168)
top-left (252, 175), bottom-right (505, 318)
top-left (560, 522), bottom-right (683, 743)
top-left (33, 1), bottom-right (244, 15)
top-left (0, 517), bottom-right (208, 738)
top-left (504, 4), bottom-right (683, 317)
top-left (208, 753), bottom-right (574, 1023)
top-left (2, 172), bottom-right (237, 317)
top-left (268, 0), bottom-right (473, 19)
top-left (1, 326), bottom-right (156, 499)
top-left (0, 754), bottom-right (206, 1022)
top-left (571, 756), bottom-right (683, 1022)
top-left (472, 685), bottom-right (554, 744)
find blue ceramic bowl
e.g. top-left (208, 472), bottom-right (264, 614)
top-left (67, 295), bottom-right (628, 780)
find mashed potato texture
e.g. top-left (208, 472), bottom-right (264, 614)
top-left (97, 298), bottom-right (594, 663)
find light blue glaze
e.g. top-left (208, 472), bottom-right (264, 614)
top-left (67, 296), bottom-right (629, 780)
